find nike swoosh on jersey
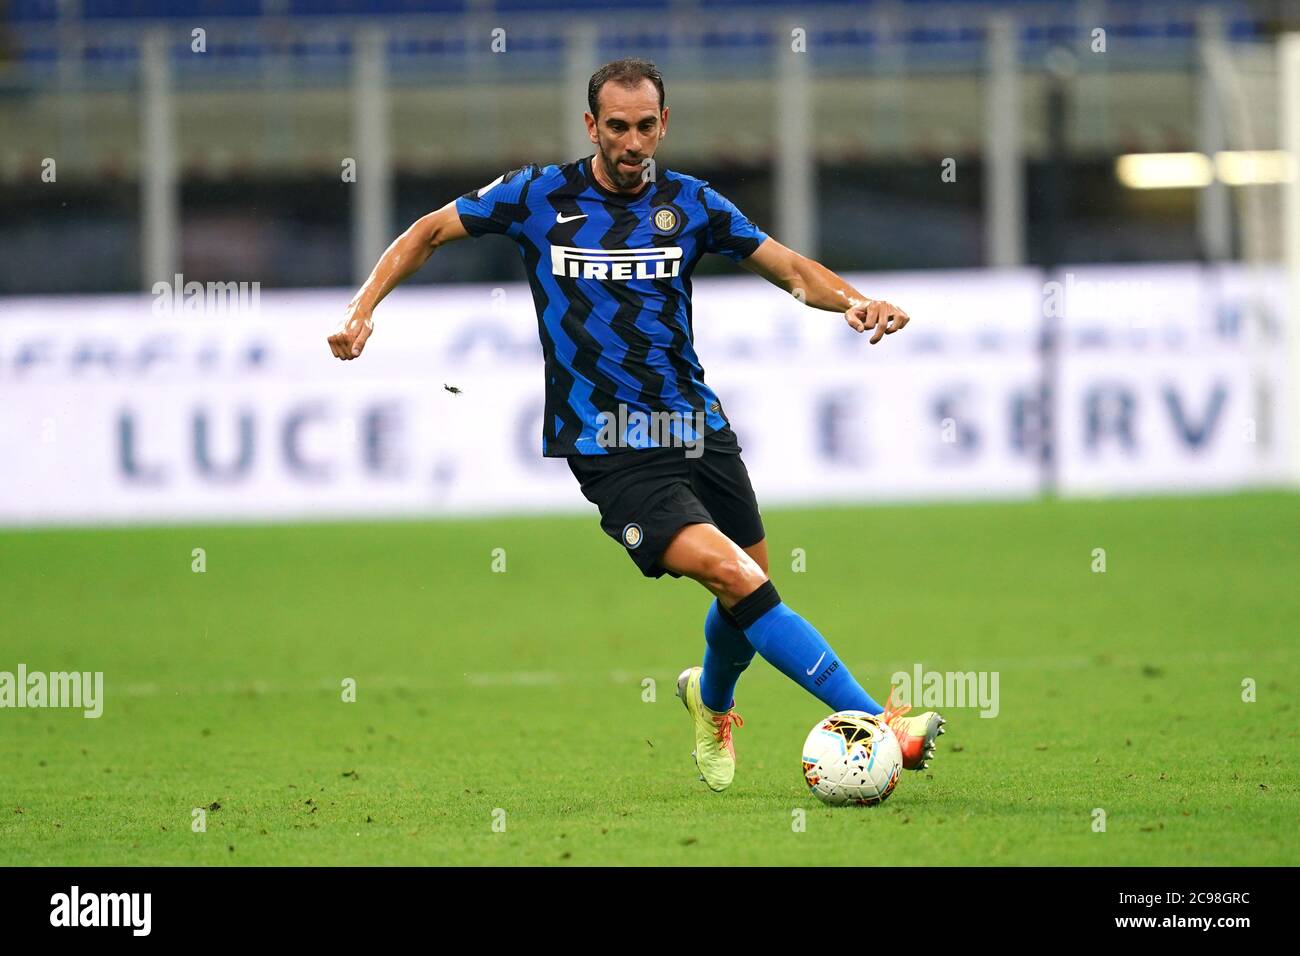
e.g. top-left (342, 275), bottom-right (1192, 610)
top-left (805, 652), bottom-right (827, 676)
top-left (555, 212), bottom-right (588, 223)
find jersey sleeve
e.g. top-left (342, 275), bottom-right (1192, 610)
top-left (699, 183), bottom-right (768, 261)
top-left (455, 165), bottom-right (537, 239)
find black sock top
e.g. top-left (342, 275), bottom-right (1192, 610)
top-left (729, 580), bottom-right (781, 630)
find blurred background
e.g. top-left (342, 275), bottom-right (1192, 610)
top-left (1, 0), bottom-right (1298, 523)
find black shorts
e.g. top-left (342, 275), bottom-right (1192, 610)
top-left (566, 427), bottom-right (765, 579)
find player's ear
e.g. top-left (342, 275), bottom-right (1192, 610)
top-left (584, 111), bottom-right (598, 146)
top-left (660, 106), bottom-right (669, 138)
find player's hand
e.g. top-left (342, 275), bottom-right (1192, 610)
top-left (845, 299), bottom-right (909, 344)
top-left (328, 306), bottom-right (373, 360)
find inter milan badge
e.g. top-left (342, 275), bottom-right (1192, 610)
top-left (621, 522), bottom-right (643, 549)
top-left (650, 205), bottom-right (683, 238)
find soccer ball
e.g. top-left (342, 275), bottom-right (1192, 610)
top-left (801, 711), bottom-right (902, 806)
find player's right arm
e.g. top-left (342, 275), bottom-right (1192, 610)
top-left (327, 200), bottom-right (469, 361)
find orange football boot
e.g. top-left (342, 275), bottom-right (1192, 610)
top-left (880, 686), bottom-right (946, 771)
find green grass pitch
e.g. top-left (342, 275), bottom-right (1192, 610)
top-left (1, 492), bottom-right (1296, 866)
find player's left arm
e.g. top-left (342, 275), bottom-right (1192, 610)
top-left (740, 237), bottom-right (909, 345)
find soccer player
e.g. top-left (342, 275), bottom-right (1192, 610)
top-left (328, 58), bottom-right (945, 792)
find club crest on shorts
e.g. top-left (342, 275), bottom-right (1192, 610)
top-left (621, 522), bottom-right (643, 549)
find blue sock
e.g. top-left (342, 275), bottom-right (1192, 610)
top-left (699, 599), bottom-right (755, 712)
top-left (729, 581), bottom-right (882, 715)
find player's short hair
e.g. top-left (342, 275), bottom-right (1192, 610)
top-left (587, 58), bottom-right (665, 118)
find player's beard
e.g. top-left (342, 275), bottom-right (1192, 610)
top-left (599, 148), bottom-right (648, 192)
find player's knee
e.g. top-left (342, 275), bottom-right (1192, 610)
top-left (709, 552), bottom-right (767, 605)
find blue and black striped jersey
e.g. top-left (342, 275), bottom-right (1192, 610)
top-left (455, 156), bottom-right (768, 456)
